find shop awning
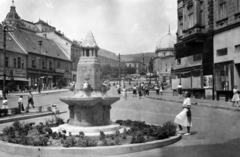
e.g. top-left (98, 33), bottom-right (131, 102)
top-left (14, 78), bottom-right (29, 81)
top-left (0, 77), bottom-right (29, 81)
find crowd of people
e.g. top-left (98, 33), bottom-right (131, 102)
top-left (114, 81), bottom-right (165, 100)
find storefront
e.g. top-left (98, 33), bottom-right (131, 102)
top-left (0, 68), bottom-right (28, 91)
top-left (28, 69), bottom-right (64, 90)
top-left (213, 61), bottom-right (234, 101)
top-left (171, 66), bottom-right (207, 99)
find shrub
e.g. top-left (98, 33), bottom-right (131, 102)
top-left (162, 121), bottom-right (177, 137)
top-left (63, 136), bottom-right (75, 147)
top-left (76, 136), bottom-right (98, 147)
top-left (130, 132), bottom-right (145, 144)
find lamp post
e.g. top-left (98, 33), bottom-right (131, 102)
top-left (118, 53), bottom-right (121, 86)
top-left (2, 22), bottom-right (14, 97)
top-left (38, 40), bottom-right (42, 93)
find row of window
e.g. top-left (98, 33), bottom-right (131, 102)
top-left (178, 1), bottom-right (204, 36)
top-left (31, 57), bottom-right (70, 72)
top-left (5, 57), bottom-right (24, 69)
top-left (217, 0), bottom-right (240, 20)
top-left (217, 45), bottom-right (240, 56)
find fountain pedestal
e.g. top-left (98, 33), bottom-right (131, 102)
top-left (56, 31), bottom-right (121, 136)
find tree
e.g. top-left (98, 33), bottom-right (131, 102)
top-left (7, 70), bottom-right (16, 91)
top-left (56, 77), bottom-right (67, 88)
top-left (148, 58), bottom-right (154, 73)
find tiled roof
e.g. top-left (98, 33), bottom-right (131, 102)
top-left (98, 48), bottom-right (118, 61)
top-left (0, 24), bottom-right (27, 54)
top-left (12, 28), bottom-right (70, 61)
top-left (81, 31), bottom-right (98, 48)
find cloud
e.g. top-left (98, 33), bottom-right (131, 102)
top-left (45, 0), bottom-right (53, 9)
top-left (130, 23), bottom-right (139, 32)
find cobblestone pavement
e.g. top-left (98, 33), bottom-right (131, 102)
top-left (0, 88), bottom-right (240, 157)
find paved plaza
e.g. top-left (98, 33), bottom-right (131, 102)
top-left (0, 88), bottom-right (240, 157)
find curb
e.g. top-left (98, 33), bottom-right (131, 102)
top-left (148, 97), bottom-right (240, 112)
top-left (0, 134), bottom-right (181, 157)
top-left (9, 89), bottom-right (70, 96)
top-left (0, 111), bottom-right (67, 124)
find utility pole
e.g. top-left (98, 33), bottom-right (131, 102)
top-left (118, 53), bottom-right (120, 85)
top-left (2, 23), bottom-right (14, 97)
top-left (2, 25), bottom-right (6, 96)
top-left (38, 41), bottom-right (42, 93)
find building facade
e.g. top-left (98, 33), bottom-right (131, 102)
top-left (1, 2), bottom-right (72, 90)
top-left (173, 0), bottom-right (214, 99)
top-left (213, 0), bottom-right (240, 101)
top-left (0, 25), bottom-right (28, 90)
top-left (155, 29), bottom-right (176, 83)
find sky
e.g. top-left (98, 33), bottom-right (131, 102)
top-left (0, 0), bottom-right (177, 55)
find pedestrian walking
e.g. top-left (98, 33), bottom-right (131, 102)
top-left (117, 86), bottom-right (121, 96)
top-left (138, 85), bottom-right (142, 99)
top-left (122, 86), bottom-right (127, 100)
top-left (160, 83), bottom-right (163, 95)
top-left (155, 84), bottom-right (160, 95)
top-left (232, 85), bottom-right (240, 107)
top-left (18, 95), bottom-right (25, 111)
top-left (174, 91), bottom-right (192, 136)
top-left (177, 83), bottom-right (183, 99)
top-left (27, 90), bottom-right (35, 109)
top-left (145, 84), bottom-right (149, 96)
top-left (133, 85), bottom-right (137, 97)
top-left (2, 96), bottom-right (8, 109)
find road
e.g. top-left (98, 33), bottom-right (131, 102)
top-left (1, 89), bottom-right (240, 157)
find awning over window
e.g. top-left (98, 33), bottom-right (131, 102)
top-left (0, 77), bottom-right (29, 81)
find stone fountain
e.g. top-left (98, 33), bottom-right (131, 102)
top-left (57, 31), bottom-right (120, 136)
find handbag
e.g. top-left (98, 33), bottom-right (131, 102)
top-left (186, 109), bottom-right (191, 117)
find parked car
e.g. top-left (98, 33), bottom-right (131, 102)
top-left (0, 90), bottom-right (2, 100)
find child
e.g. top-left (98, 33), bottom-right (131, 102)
top-left (2, 96), bottom-right (8, 109)
top-left (18, 95), bottom-right (25, 111)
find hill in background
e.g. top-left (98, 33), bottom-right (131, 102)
top-left (121, 52), bottom-right (156, 64)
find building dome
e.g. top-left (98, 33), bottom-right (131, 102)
top-left (155, 32), bottom-right (176, 52)
top-left (4, 2), bottom-right (23, 27)
top-left (6, 6), bottom-right (21, 20)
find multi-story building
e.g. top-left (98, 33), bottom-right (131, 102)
top-left (173, 0), bottom-right (214, 99)
top-left (213, 0), bottom-right (240, 101)
top-left (155, 29), bottom-right (176, 84)
top-left (125, 60), bottom-right (143, 74)
top-left (1, 2), bottom-right (72, 90)
top-left (0, 24), bottom-right (28, 90)
top-left (98, 49), bottom-right (125, 68)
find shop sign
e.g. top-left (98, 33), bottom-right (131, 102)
top-left (55, 69), bottom-right (65, 73)
top-left (64, 73), bottom-right (72, 79)
top-left (13, 69), bottom-right (26, 77)
top-left (0, 67), bottom-right (26, 77)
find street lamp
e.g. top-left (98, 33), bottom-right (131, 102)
top-left (118, 53), bottom-right (121, 85)
top-left (38, 40), bottom-right (42, 93)
top-left (2, 22), bottom-right (14, 96)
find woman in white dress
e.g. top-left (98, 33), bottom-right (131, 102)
top-left (122, 86), bottom-right (127, 100)
top-left (232, 85), bottom-right (240, 107)
top-left (174, 91), bottom-right (192, 136)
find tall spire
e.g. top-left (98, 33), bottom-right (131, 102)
top-left (12, 0), bottom-right (14, 6)
top-left (168, 25), bottom-right (170, 34)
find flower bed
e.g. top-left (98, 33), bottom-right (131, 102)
top-left (0, 118), bottom-right (177, 148)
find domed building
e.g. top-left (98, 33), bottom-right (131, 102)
top-left (155, 28), bottom-right (176, 83)
top-left (4, 1), bottom-right (23, 27)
